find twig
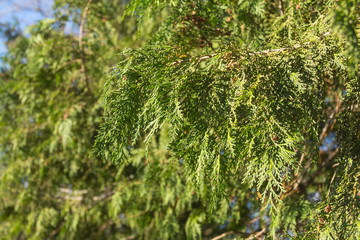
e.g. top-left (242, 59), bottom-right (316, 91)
top-left (59, 188), bottom-right (88, 195)
top-left (327, 171), bottom-right (337, 197)
top-left (304, 149), bottom-right (339, 188)
top-left (249, 216), bottom-right (262, 224)
top-left (245, 228), bottom-right (266, 240)
top-left (295, 145), bottom-right (307, 177)
top-left (250, 45), bottom-right (301, 55)
top-left (62, 195), bottom-right (83, 201)
top-left (93, 191), bottom-right (114, 202)
top-left (170, 45), bottom-right (302, 66)
top-left (99, 219), bottom-right (114, 232)
top-left (57, 188), bottom-right (114, 202)
top-left (292, 157), bottom-right (313, 193)
top-left (211, 231), bottom-right (234, 240)
top-left (55, 59), bottom-right (82, 73)
top-left (170, 44), bottom-right (304, 66)
top-left (171, 32), bottom-right (331, 66)
top-left (320, 93), bottom-right (341, 142)
top-left (285, 148), bottom-right (339, 199)
top-left (79, 0), bottom-right (93, 94)
top-left (278, 0), bottom-right (284, 16)
top-left (121, 234), bottom-right (137, 240)
top-left (311, 14), bottom-right (324, 27)
top-left (79, 0), bottom-right (92, 51)
top-left (171, 54), bottom-right (213, 66)
top-left (47, 224), bottom-right (62, 239)
top-left (12, 0), bottom-right (49, 17)
top-left (211, 215), bottom-right (267, 240)
top-left (34, 0), bottom-right (48, 17)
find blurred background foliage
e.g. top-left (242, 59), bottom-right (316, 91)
top-left (0, 0), bottom-right (252, 239)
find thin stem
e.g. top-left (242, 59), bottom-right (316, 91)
top-left (79, 0), bottom-right (93, 95)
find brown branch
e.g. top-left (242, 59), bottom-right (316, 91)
top-left (291, 157), bottom-right (313, 193)
top-left (12, 0), bottom-right (50, 17)
top-left (295, 146), bottom-right (307, 177)
top-left (62, 195), bottom-right (83, 201)
top-left (93, 191), bottom-right (114, 202)
top-left (211, 214), bottom-right (269, 240)
top-left (46, 224), bottom-right (62, 240)
top-left (171, 54), bottom-right (213, 66)
top-left (249, 216), bottom-right (262, 224)
top-left (34, 0), bottom-right (48, 17)
top-left (57, 187), bottom-right (114, 202)
top-left (99, 219), bottom-right (114, 232)
top-left (79, 0), bottom-right (93, 94)
top-left (302, 149), bottom-right (339, 188)
top-left (284, 87), bottom-right (342, 198)
top-left (55, 59), bottom-right (82, 73)
top-left (79, 0), bottom-right (92, 51)
top-left (245, 228), bottom-right (267, 240)
top-left (211, 231), bottom-right (234, 240)
top-left (171, 32), bottom-right (331, 66)
top-left (319, 111), bottom-right (337, 143)
top-left (278, 0), bottom-right (284, 16)
top-left (170, 45), bottom-right (302, 66)
top-left (327, 171), bottom-right (337, 197)
top-left (170, 44), bottom-right (305, 66)
top-left (320, 92), bottom-right (342, 142)
top-left (59, 188), bottom-right (88, 195)
top-left (121, 234), bottom-right (137, 240)
top-left (284, 148), bottom-right (339, 200)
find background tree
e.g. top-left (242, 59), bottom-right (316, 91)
top-left (94, 0), bottom-right (360, 239)
top-left (0, 0), bottom-right (160, 239)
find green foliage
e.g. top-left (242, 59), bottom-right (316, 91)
top-left (2, 0), bottom-right (360, 239)
top-left (94, 0), bottom-right (360, 238)
top-left (0, 0), bottom-right (157, 239)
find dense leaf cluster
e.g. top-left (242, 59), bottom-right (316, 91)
top-left (1, 0), bottom-right (360, 239)
top-left (95, 0), bottom-right (360, 238)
